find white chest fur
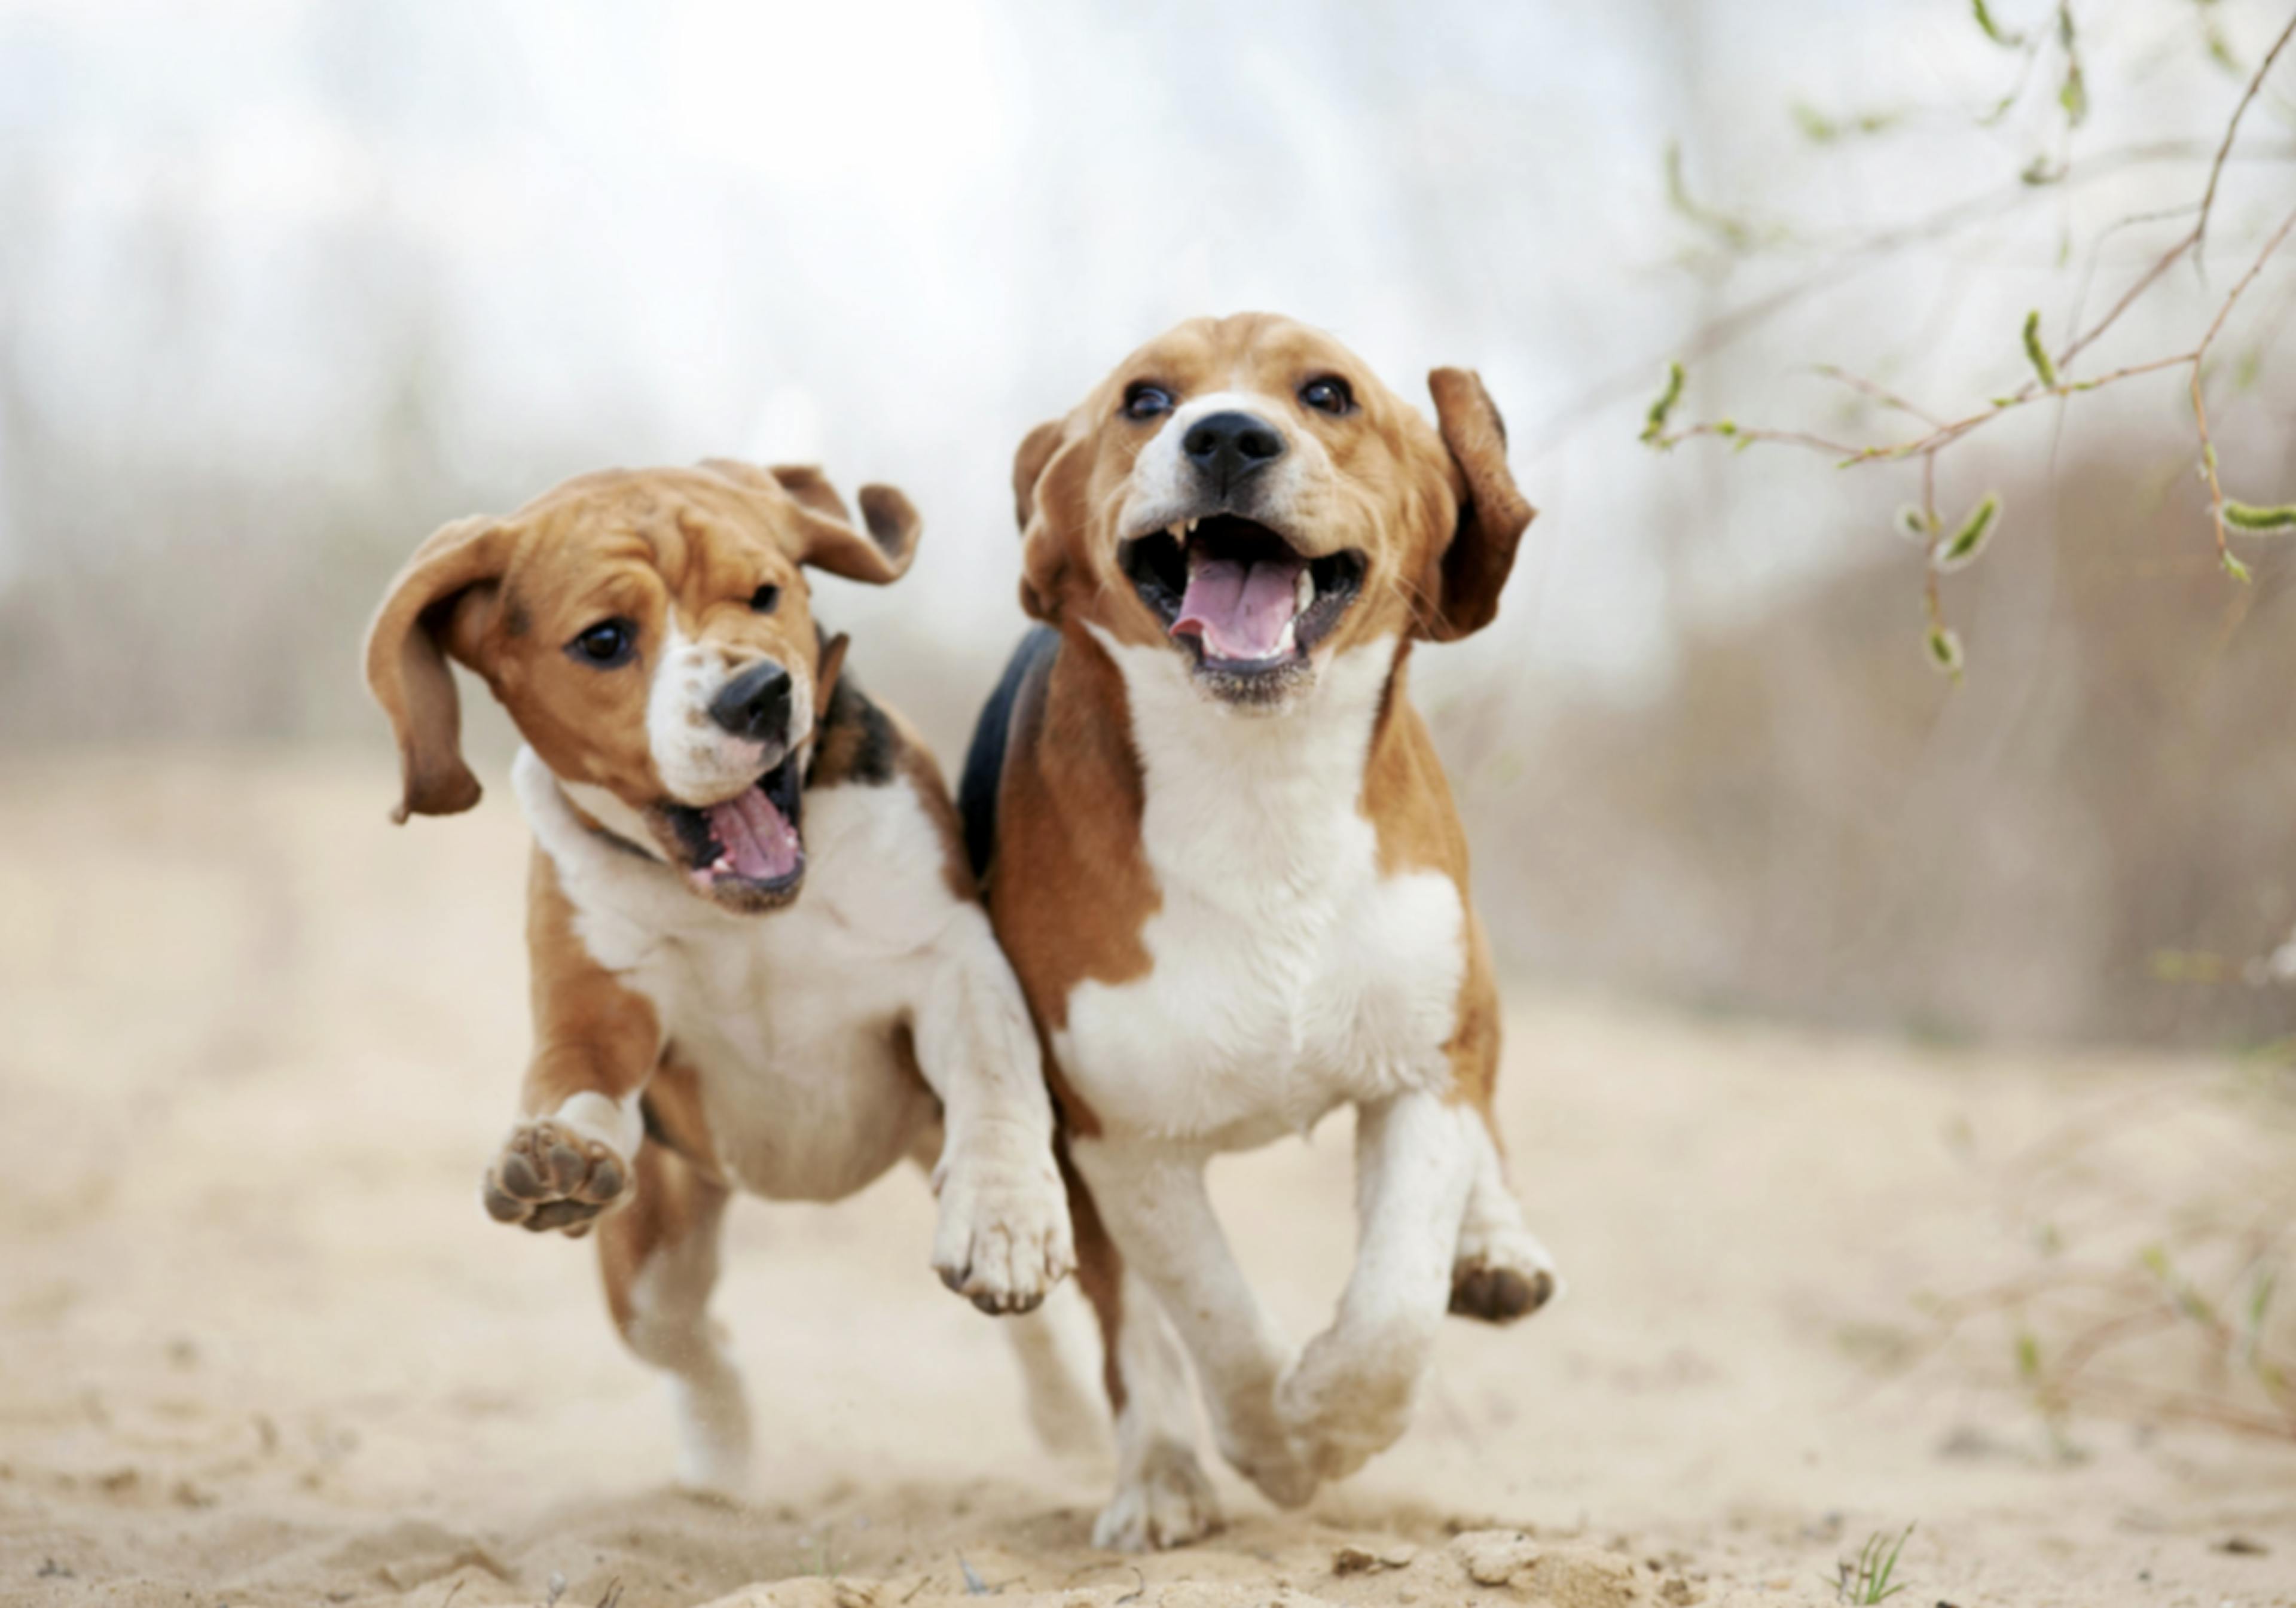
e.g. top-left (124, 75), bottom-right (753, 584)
top-left (1055, 633), bottom-right (1467, 1149)
top-left (512, 747), bottom-right (942, 1201)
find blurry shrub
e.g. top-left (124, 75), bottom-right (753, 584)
top-left (1460, 431), bottom-right (2296, 1048)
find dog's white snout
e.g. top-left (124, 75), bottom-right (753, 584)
top-left (1122, 390), bottom-right (1327, 541)
top-left (648, 625), bottom-right (808, 805)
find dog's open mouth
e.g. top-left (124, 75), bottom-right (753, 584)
top-left (658, 750), bottom-right (805, 903)
top-left (1120, 515), bottom-right (1366, 672)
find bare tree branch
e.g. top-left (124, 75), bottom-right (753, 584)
top-left (1639, 13), bottom-right (2296, 652)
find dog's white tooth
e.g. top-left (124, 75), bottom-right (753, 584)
top-left (1295, 567), bottom-right (1314, 614)
top-left (1186, 516), bottom-right (1199, 536)
top-left (1277, 618), bottom-right (1297, 656)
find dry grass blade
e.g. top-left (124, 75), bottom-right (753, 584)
top-left (1833, 1523), bottom-right (1915, 1604)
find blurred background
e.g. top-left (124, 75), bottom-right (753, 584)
top-left (2, 0), bottom-right (2293, 1046)
top-left (4, 8), bottom-right (2296, 1601)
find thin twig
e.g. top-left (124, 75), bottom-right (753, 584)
top-left (2057, 12), bottom-right (2293, 368)
top-left (2194, 11), bottom-right (2296, 279)
top-left (1659, 421), bottom-right (1867, 457)
top-left (1833, 351), bottom-right (2205, 465)
top-left (1538, 136), bottom-right (2296, 456)
top-left (1813, 364), bottom-right (1945, 427)
top-left (2194, 203), bottom-right (2296, 562)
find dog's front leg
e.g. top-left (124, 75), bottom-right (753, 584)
top-left (1275, 1089), bottom-right (1477, 1482)
top-left (1069, 1136), bottom-right (1319, 1510)
top-left (912, 907), bottom-right (1074, 1314)
top-left (480, 850), bottom-right (661, 1236)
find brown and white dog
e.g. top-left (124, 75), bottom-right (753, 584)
top-left (958, 313), bottom-right (1561, 1549)
top-left (365, 459), bottom-right (1076, 1493)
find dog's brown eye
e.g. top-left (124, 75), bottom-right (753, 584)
top-left (749, 584), bottom-right (781, 614)
top-left (1300, 376), bottom-right (1354, 415)
top-left (1123, 383), bottom-right (1174, 422)
top-left (567, 618), bottom-right (637, 668)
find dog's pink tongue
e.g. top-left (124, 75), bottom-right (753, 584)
top-left (705, 786), bottom-right (799, 883)
top-left (1173, 557), bottom-right (1302, 661)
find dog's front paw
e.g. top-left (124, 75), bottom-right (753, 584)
top-left (931, 1146), bottom-right (1074, 1315)
top-left (1275, 1321), bottom-right (1424, 1487)
top-left (1202, 1380), bottom-right (1320, 1509)
top-left (1221, 1426), bottom-right (1321, 1510)
top-left (480, 1118), bottom-right (629, 1235)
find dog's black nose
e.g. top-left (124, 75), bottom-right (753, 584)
top-left (1183, 410), bottom-right (1286, 493)
top-left (709, 660), bottom-right (793, 742)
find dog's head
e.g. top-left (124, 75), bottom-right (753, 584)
top-left (1009, 312), bottom-right (1534, 711)
top-left (363, 459), bottom-right (919, 913)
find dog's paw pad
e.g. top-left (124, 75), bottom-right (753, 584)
top-left (481, 1118), bottom-right (629, 1234)
top-left (1449, 1258), bottom-right (1558, 1324)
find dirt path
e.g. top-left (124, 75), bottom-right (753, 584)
top-left (2, 756), bottom-right (2291, 1607)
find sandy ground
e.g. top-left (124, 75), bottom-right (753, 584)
top-left (3, 753), bottom-right (2294, 1608)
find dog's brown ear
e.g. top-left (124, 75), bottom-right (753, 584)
top-left (703, 458), bottom-right (920, 587)
top-left (1011, 419), bottom-right (1064, 530)
top-left (1415, 368), bottom-right (1536, 642)
top-left (765, 462), bottom-right (856, 526)
top-left (1012, 419), bottom-right (1076, 624)
top-left (796, 483), bottom-right (920, 585)
top-left (362, 515), bottom-right (516, 823)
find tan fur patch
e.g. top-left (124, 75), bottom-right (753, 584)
top-left (1061, 1136), bottom-right (1128, 1413)
top-left (637, 1052), bottom-right (728, 1188)
top-left (1355, 649), bottom-right (1497, 1114)
top-left (521, 845), bottom-right (664, 1116)
top-left (599, 1137), bottom-right (726, 1336)
top-left (978, 634), bottom-right (1165, 1139)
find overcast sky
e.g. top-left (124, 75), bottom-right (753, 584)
top-left (1, 0), bottom-right (2285, 729)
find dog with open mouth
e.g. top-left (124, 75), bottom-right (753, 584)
top-left (959, 313), bottom-right (1562, 1549)
top-left (364, 458), bottom-right (1077, 1494)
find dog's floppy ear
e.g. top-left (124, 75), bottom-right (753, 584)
top-left (702, 458), bottom-right (920, 587)
top-left (794, 482), bottom-right (920, 585)
top-left (1012, 418), bottom-right (1074, 623)
top-left (362, 514), bottom-right (516, 823)
top-left (1415, 368), bottom-right (1537, 642)
top-left (765, 462), bottom-right (856, 525)
top-left (1012, 419), bottom-right (1064, 531)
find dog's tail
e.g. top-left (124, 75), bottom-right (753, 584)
top-left (958, 624), bottom-right (1059, 884)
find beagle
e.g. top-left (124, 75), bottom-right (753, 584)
top-left (960, 314), bottom-right (1560, 1549)
top-left (364, 459), bottom-right (1074, 1494)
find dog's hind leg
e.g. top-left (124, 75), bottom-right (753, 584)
top-left (1064, 1147), bottom-right (1220, 1552)
top-left (905, 1131), bottom-right (1100, 1457)
top-left (999, 1291), bottom-right (1106, 1457)
top-left (598, 1137), bottom-right (750, 1495)
top-left (1436, 940), bottom-right (1561, 1326)
top-left (1071, 1136), bottom-right (1314, 1525)
top-left (1449, 1102), bottom-right (1562, 1325)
